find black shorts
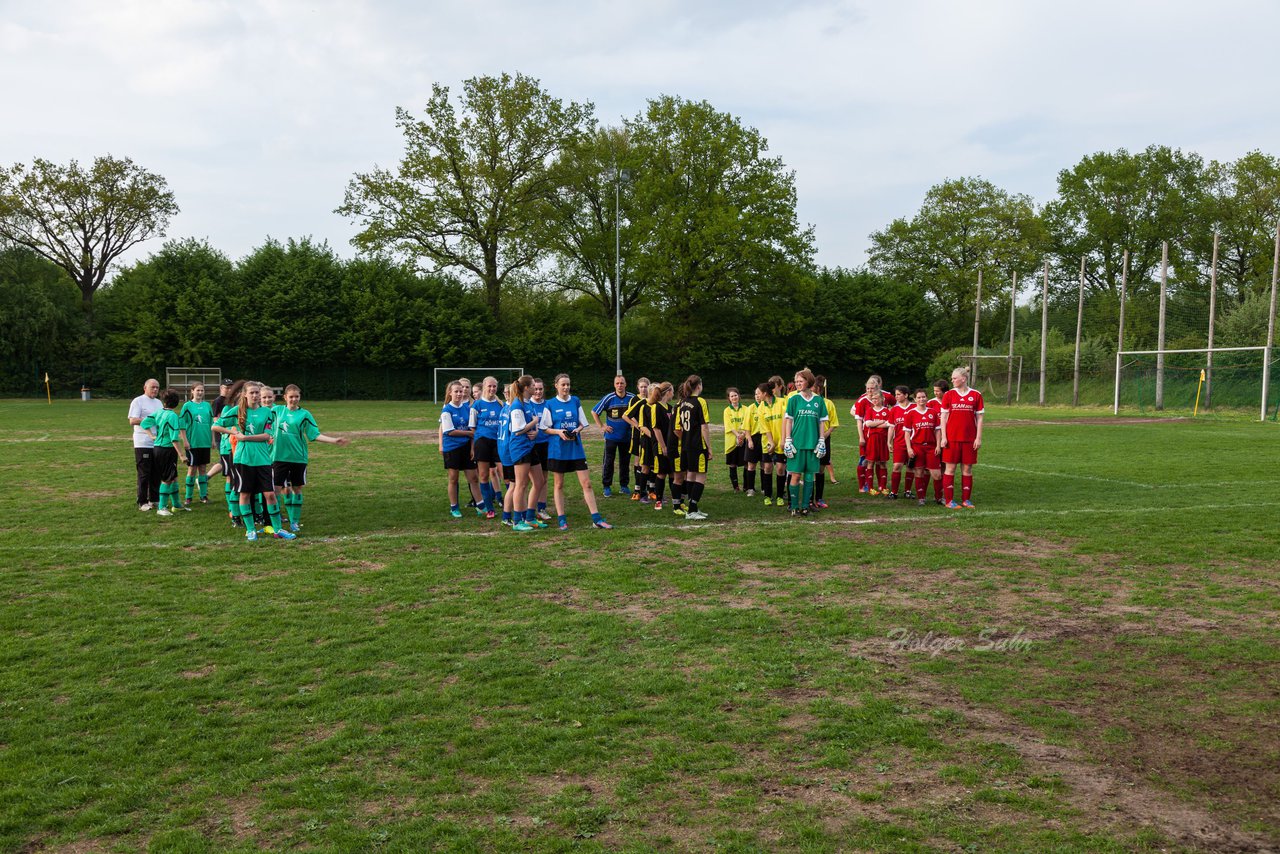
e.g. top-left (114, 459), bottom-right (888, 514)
top-left (234, 463), bottom-right (275, 495)
top-left (502, 463), bottom-right (515, 483)
top-left (272, 461), bottom-right (307, 488)
top-left (679, 440), bottom-right (709, 474)
top-left (443, 446), bottom-right (477, 471)
top-left (771, 452), bottom-right (788, 466)
top-left (185, 447), bottom-right (211, 467)
top-left (744, 435), bottom-right (764, 464)
top-left (725, 445), bottom-right (745, 467)
top-left (548, 457), bottom-right (589, 474)
top-left (819, 444), bottom-right (832, 465)
top-left (638, 437), bottom-right (671, 476)
top-left (473, 436), bottom-right (500, 465)
top-left (220, 453), bottom-right (234, 476)
top-left (512, 451), bottom-right (538, 468)
top-left (154, 446), bottom-right (179, 483)
top-left (533, 443), bottom-right (549, 469)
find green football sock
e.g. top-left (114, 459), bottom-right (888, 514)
top-left (267, 502), bottom-right (283, 531)
top-left (802, 476), bottom-right (813, 508)
top-left (225, 482), bottom-right (236, 515)
top-left (184, 476), bottom-right (195, 502)
top-left (789, 483), bottom-right (799, 510)
top-left (294, 493), bottom-right (304, 525)
top-left (239, 502), bottom-right (256, 530)
top-left (198, 475), bottom-right (209, 499)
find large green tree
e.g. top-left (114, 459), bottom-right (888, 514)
top-left (337, 73), bottom-right (595, 319)
top-left (543, 126), bottom-right (644, 319)
top-left (1044, 145), bottom-right (1207, 299)
top-left (622, 96), bottom-right (815, 362)
top-left (868, 177), bottom-right (1045, 344)
top-left (0, 155), bottom-right (178, 310)
top-left (1197, 151), bottom-right (1280, 302)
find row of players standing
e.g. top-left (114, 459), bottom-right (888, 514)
top-left (128, 378), bottom-right (348, 540)
top-left (593, 365), bottom-right (985, 512)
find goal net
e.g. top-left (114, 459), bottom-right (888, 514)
top-left (1113, 347), bottom-right (1276, 417)
top-left (433, 367), bottom-right (525, 403)
top-left (967, 354), bottom-right (1024, 404)
top-left (165, 367), bottom-right (223, 395)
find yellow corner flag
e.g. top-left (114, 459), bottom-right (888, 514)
top-left (44, 372), bottom-right (52, 405)
top-left (1193, 368), bottom-right (1206, 416)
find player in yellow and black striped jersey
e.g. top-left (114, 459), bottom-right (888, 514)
top-left (766, 375), bottom-right (790, 508)
top-left (673, 374), bottom-right (712, 519)
top-left (636, 382), bottom-right (674, 509)
top-left (622, 377), bottom-right (650, 501)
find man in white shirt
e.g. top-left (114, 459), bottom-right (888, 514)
top-left (128, 378), bottom-right (163, 510)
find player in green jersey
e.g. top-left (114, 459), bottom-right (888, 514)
top-left (140, 388), bottom-right (191, 517)
top-left (178, 382), bottom-right (214, 507)
top-left (782, 368), bottom-right (829, 517)
top-left (229, 382), bottom-right (295, 542)
top-left (272, 384), bottom-right (350, 533)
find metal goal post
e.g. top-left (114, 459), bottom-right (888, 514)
top-left (433, 367), bottom-right (525, 403)
top-left (1113, 346), bottom-right (1269, 419)
top-left (165, 367), bottom-right (223, 394)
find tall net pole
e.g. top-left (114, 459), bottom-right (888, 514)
top-left (1207, 232), bottom-right (1219, 409)
top-left (1263, 223), bottom-right (1280, 421)
top-left (1039, 260), bottom-right (1049, 405)
top-left (1156, 241), bottom-right (1168, 411)
top-left (972, 270), bottom-right (983, 387)
top-left (1072, 256), bottom-right (1085, 406)
top-left (1007, 271), bottom-right (1017, 404)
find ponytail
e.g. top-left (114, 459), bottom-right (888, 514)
top-left (679, 374), bottom-right (702, 401)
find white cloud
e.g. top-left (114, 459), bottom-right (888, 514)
top-left (2, 0), bottom-right (1278, 273)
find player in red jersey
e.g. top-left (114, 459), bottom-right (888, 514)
top-left (904, 389), bottom-right (942, 507)
top-left (939, 367), bottom-right (984, 508)
top-left (888, 385), bottom-right (912, 499)
top-left (862, 389), bottom-right (891, 495)
top-left (929, 379), bottom-right (948, 413)
top-left (850, 374), bottom-right (882, 494)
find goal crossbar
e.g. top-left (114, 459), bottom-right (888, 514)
top-left (433, 367), bottom-right (525, 403)
top-left (1113, 346), bottom-right (1271, 419)
top-left (165, 367), bottom-right (223, 393)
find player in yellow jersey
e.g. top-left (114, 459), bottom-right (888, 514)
top-left (813, 375), bottom-right (840, 509)
top-left (723, 387), bottom-right (750, 493)
top-left (768, 375), bottom-right (789, 507)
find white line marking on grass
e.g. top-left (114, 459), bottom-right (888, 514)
top-left (983, 463), bottom-right (1157, 489)
top-left (5, 501), bottom-right (1280, 552)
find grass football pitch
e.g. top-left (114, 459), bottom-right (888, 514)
top-left (1, 399), bottom-right (1277, 852)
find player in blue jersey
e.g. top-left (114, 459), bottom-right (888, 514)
top-left (528, 378), bottom-right (552, 521)
top-left (469, 376), bottom-right (506, 519)
top-left (498, 375), bottom-right (545, 531)
top-left (538, 373), bottom-right (613, 530)
top-left (440, 381), bottom-right (481, 518)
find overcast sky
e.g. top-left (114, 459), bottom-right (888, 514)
top-left (3, 0), bottom-right (1278, 275)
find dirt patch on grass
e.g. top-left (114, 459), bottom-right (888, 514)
top-left (842, 624), bottom-right (1278, 851)
top-left (531, 583), bottom-right (780, 622)
top-left (181, 664), bottom-right (215, 679)
top-left (334, 559), bottom-right (386, 574)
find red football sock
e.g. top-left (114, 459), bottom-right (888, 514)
top-left (934, 475), bottom-right (945, 501)
top-left (916, 473), bottom-right (929, 496)
top-left (943, 473), bottom-right (954, 503)
top-left (857, 462), bottom-right (867, 488)
top-left (962, 475), bottom-right (973, 502)
top-left (877, 466), bottom-right (887, 490)
top-left (891, 470), bottom-right (901, 494)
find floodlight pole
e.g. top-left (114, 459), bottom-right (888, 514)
top-left (615, 169), bottom-right (623, 377)
top-left (1073, 256), bottom-right (1085, 407)
top-left (1039, 260), bottom-right (1048, 405)
top-left (972, 270), bottom-right (982, 385)
top-left (1263, 223), bottom-right (1280, 421)
top-left (1007, 271), bottom-right (1017, 405)
top-left (1156, 241), bottom-right (1168, 411)
top-left (1207, 232), bottom-right (1218, 409)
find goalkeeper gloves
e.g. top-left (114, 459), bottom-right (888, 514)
top-left (815, 438), bottom-right (826, 458)
top-left (783, 438), bottom-right (796, 459)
